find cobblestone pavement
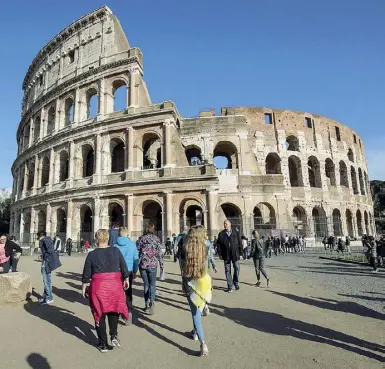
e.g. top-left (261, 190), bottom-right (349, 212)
top-left (0, 254), bottom-right (384, 369)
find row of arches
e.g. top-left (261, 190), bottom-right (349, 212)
top-left (265, 152), bottom-right (368, 194)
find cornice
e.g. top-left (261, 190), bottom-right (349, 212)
top-left (22, 6), bottom-right (112, 90)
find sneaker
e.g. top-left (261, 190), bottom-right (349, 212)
top-left (144, 305), bottom-right (150, 313)
top-left (38, 298), bottom-right (45, 304)
top-left (234, 285), bottom-right (240, 291)
top-left (40, 299), bottom-right (54, 305)
top-left (255, 281), bottom-right (261, 287)
top-left (190, 330), bottom-right (198, 341)
top-left (111, 335), bottom-right (121, 348)
top-left (200, 342), bottom-right (209, 357)
top-left (266, 279), bottom-right (270, 288)
top-left (149, 302), bottom-right (155, 316)
top-left (97, 343), bottom-right (113, 353)
top-left (226, 288), bottom-right (233, 293)
top-left (202, 306), bottom-right (210, 316)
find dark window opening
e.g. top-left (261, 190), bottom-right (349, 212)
top-left (264, 113), bottom-right (273, 125)
top-left (353, 134), bottom-right (357, 144)
top-left (38, 75), bottom-right (44, 87)
top-left (359, 139), bottom-right (361, 148)
top-left (335, 126), bottom-right (341, 141)
top-left (69, 50), bottom-right (75, 64)
top-left (305, 117), bottom-right (313, 128)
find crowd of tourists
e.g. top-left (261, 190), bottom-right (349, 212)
top-left (362, 234), bottom-right (385, 273)
top-left (322, 235), bottom-right (352, 254)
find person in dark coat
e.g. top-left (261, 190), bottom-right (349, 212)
top-left (108, 223), bottom-right (120, 247)
top-left (216, 220), bottom-right (242, 293)
top-left (248, 230), bottom-right (269, 287)
top-left (0, 234), bottom-right (22, 273)
top-left (38, 230), bottom-right (62, 304)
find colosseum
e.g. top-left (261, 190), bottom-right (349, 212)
top-left (10, 6), bottom-right (374, 246)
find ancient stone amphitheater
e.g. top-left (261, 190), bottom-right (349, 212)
top-left (10, 6), bottom-right (374, 245)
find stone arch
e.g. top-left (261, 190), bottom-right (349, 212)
top-left (346, 209), bottom-right (354, 237)
top-left (27, 161), bottom-right (35, 190)
top-left (134, 196), bottom-right (164, 216)
top-left (142, 200), bottom-right (162, 239)
top-left (292, 206), bottom-right (307, 235)
top-left (178, 197), bottom-right (207, 230)
top-left (185, 145), bottom-right (202, 166)
top-left (47, 106), bottom-right (55, 135)
top-left (37, 210), bottom-right (46, 232)
top-left (80, 204), bottom-right (93, 241)
top-left (285, 135), bottom-right (299, 151)
top-left (312, 206), bottom-right (327, 238)
top-left (364, 210), bottom-right (369, 235)
top-left (332, 209), bottom-right (342, 236)
top-left (23, 124), bottom-right (30, 150)
top-left (265, 153), bottom-right (281, 174)
top-left (59, 150), bottom-right (69, 182)
top-left (288, 155), bottom-right (303, 187)
top-left (64, 97), bottom-right (75, 126)
top-left (351, 166), bottom-right (359, 194)
top-left (82, 144), bottom-right (94, 178)
top-left (356, 209), bottom-right (363, 236)
top-left (112, 79), bottom-right (128, 111)
top-left (213, 141), bottom-right (238, 169)
top-left (347, 148), bottom-right (354, 162)
top-left (339, 161), bottom-right (349, 188)
top-left (110, 138), bottom-right (125, 173)
top-left (33, 116), bottom-right (41, 142)
top-left (41, 156), bottom-right (50, 187)
top-left (108, 202), bottom-right (125, 228)
top-left (325, 158), bottom-right (336, 186)
top-left (220, 203), bottom-right (242, 233)
top-left (358, 168), bottom-right (365, 195)
top-left (308, 156), bottom-right (322, 188)
top-left (253, 202), bottom-right (276, 232)
top-left (86, 88), bottom-right (98, 119)
top-left (141, 132), bottom-right (161, 169)
top-left (56, 208), bottom-right (67, 236)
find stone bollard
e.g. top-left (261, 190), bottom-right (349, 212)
top-left (0, 272), bottom-right (32, 304)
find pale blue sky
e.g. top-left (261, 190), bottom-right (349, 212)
top-left (1, 0), bottom-right (384, 188)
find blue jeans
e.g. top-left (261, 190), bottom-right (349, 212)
top-left (140, 267), bottom-right (157, 305)
top-left (224, 260), bottom-right (240, 289)
top-left (187, 296), bottom-right (204, 342)
top-left (41, 264), bottom-right (53, 301)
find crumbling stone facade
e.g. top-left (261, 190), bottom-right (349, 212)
top-left (10, 6), bottom-right (374, 244)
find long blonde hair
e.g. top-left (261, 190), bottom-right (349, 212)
top-left (182, 225), bottom-right (208, 279)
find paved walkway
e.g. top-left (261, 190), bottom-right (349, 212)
top-left (0, 255), bottom-right (384, 369)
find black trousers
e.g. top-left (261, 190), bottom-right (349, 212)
top-left (96, 313), bottom-right (119, 345)
top-left (125, 273), bottom-right (133, 314)
top-left (10, 257), bottom-right (19, 272)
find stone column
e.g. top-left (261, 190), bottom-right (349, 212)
top-left (207, 190), bottom-right (218, 239)
top-left (29, 118), bottom-right (34, 147)
top-left (20, 211), bottom-right (25, 243)
top-left (129, 67), bottom-right (140, 108)
top-left (48, 148), bottom-right (55, 192)
top-left (55, 98), bottom-right (61, 132)
top-left (93, 197), bottom-right (100, 233)
top-left (163, 120), bottom-right (173, 167)
top-left (9, 213), bottom-right (14, 238)
top-left (66, 200), bottom-right (73, 240)
top-left (125, 194), bottom-right (134, 233)
top-left (165, 191), bottom-right (173, 238)
top-left (68, 141), bottom-right (75, 187)
top-left (22, 163), bottom-right (28, 198)
top-left (98, 78), bottom-right (106, 116)
top-left (74, 88), bottom-right (81, 124)
top-left (32, 155), bottom-right (39, 195)
top-left (46, 204), bottom-right (52, 236)
top-left (94, 134), bottom-right (102, 184)
top-left (14, 211), bottom-right (21, 240)
top-left (40, 107), bottom-right (45, 139)
top-left (125, 127), bottom-right (134, 170)
top-left (30, 207), bottom-right (36, 239)
top-left (14, 170), bottom-right (19, 201)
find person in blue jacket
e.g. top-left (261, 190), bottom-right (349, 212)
top-left (113, 227), bottom-right (139, 325)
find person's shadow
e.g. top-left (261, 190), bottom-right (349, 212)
top-left (26, 353), bottom-right (51, 369)
top-left (24, 301), bottom-right (96, 347)
top-left (209, 303), bottom-right (385, 362)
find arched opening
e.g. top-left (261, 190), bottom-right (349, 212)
top-left (356, 210), bottom-right (363, 236)
top-left (23, 213), bottom-right (31, 242)
top-left (308, 156), bottom-right (322, 188)
top-left (86, 89), bottom-right (98, 119)
top-left (113, 80), bottom-right (127, 111)
top-left (288, 155), bottom-right (303, 187)
top-left (47, 107), bottom-right (55, 135)
top-left (351, 166), bottom-right (359, 194)
top-left (23, 125), bottom-right (30, 150)
top-left (364, 171), bottom-right (369, 195)
top-left (108, 203), bottom-right (124, 228)
top-left (186, 205), bottom-right (204, 227)
top-left (111, 139), bottom-right (125, 173)
top-left (253, 203), bottom-right (276, 234)
top-left (347, 148), bottom-right (354, 162)
top-left (312, 207), bottom-right (327, 238)
top-left (41, 157), bottom-right (50, 187)
top-left (185, 146), bottom-right (202, 166)
top-left (364, 211), bottom-right (369, 235)
top-left (213, 141), bottom-right (238, 169)
top-left (265, 153), bottom-right (282, 174)
top-left (27, 162), bottom-right (35, 191)
top-left (37, 210), bottom-right (46, 232)
top-left (58, 151), bottom-right (69, 182)
top-left (56, 208), bottom-right (67, 238)
top-left (285, 136), bottom-right (299, 151)
top-left (142, 201), bottom-right (162, 239)
top-left (325, 159), bottom-right (336, 186)
top-left (332, 209), bottom-right (342, 236)
top-left (80, 205), bottom-right (93, 242)
top-left (339, 161), bottom-right (349, 188)
top-left (142, 133), bottom-right (161, 169)
top-left (64, 97), bottom-right (75, 126)
top-left (292, 206), bottom-right (307, 236)
top-left (346, 209), bottom-right (354, 237)
top-left (221, 203), bottom-right (242, 234)
top-left (358, 168), bottom-right (365, 195)
top-left (82, 145), bottom-right (94, 178)
top-left (34, 116), bottom-right (41, 142)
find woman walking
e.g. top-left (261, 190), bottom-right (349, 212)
top-left (136, 222), bottom-right (164, 315)
top-left (82, 229), bottom-right (130, 352)
top-left (248, 230), bottom-right (270, 287)
top-left (179, 225), bottom-right (212, 357)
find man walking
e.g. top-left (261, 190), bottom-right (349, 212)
top-left (38, 231), bottom-right (61, 304)
top-left (217, 220), bottom-right (243, 293)
top-left (108, 223), bottom-right (120, 247)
